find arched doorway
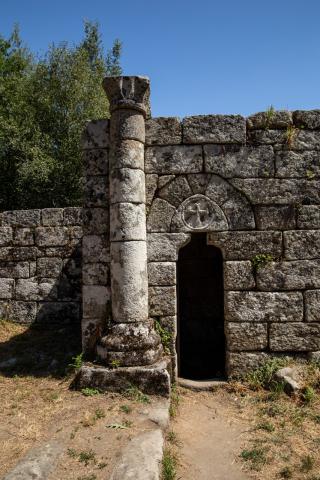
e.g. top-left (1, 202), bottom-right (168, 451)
top-left (177, 233), bottom-right (225, 380)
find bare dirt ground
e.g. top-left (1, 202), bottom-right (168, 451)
top-left (169, 371), bottom-right (320, 480)
top-left (171, 388), bottom-right (250, 480)
top-left (0, 321), bottom-right (163, 480)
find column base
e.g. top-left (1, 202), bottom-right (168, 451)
top-left (72, 358), bottom-right (171, 397)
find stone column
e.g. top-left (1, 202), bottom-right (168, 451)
top-left (98, 76), bottom-right (162, 367)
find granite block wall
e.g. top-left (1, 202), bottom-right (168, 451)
top-left (0, 207), bottom-right (82, 326)
top-left (144, 110), bottom-right (320, 376)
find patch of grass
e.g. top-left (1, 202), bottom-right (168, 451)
top-left (81, 387), bottom-right (100, 397)
top-left (155, 320), bottom-right (172, 354)
top-left (300, 455), bottom-right (315, 473)
top-left (120, 404), bottom-right (132, 414)
top-left (240, 447), bottom-right (268, 471)
top-left (285, 125), bottom-right (298, 149)
top-left (246, 358), bottom-right (289, 391)
top-left (251, 253), bottom-right (274, 274)
top-left (169, 384), bottom-right (180, 418)
top-left (279, 466), bottom-right (293, 478)
top-left (265, 105), bottom-right (275, 128)
top-left (68, 353), bottom-right (83, 372)
top-left (162, 448), bottom-right (177, 480)
top-left (301, 386), bottom-right (316, 404)
top-left (78, 450), bottom-right (96, 466)
top-left (124, 385), bottom-right (150, 404)
top-left (256, 421), bottom-right (275, 433)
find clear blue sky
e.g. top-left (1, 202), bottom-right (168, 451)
top-left (1, 0), bottom-right (320, 118)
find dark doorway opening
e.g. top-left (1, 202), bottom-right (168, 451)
top-left (177, 233), bottom-right (225, 380)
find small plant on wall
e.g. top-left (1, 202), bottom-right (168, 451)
top-left (251, 254), bottom-right (274, 273)
top-left (155, 320), bottom-right (172, 355)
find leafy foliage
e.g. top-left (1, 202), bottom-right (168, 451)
top-left (0, 22), bottom-right (122, 209)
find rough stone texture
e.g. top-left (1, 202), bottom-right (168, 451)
top-left (226, 322), bottom-right (268, 351)
top-left (204, 145), bottom-right (274, 177)
top-left (83, 148), bottom-right (109, 175)
top-left (270, 323), bottom-right (320, 351)
top-left (224, 261), bottom-right (255, 290)
top-left (3, 440), bottom-right (64, 480)
top-left (84, 175), bottom-right (109, 207)
top-left (110, 109), bottom-right (145, 143)
top-left (83, 208), bottom-right (109, 235)
top-left (83, 285), bottom-right (110, 318)
top-left (284, 230), bottom-right (320, 259)
top-left (208, 231), bottom-right (282, 260)
top-left (149, 286), bottom-right (176, 316)
top-left (247, 110), bottom-right (293, 130)
top-left (0, 208), bottom-right (82, 326)
top-left (293, 110), bottom-right (320, 130)
top-left (110, 140), bottom-right (144, 170)
top-left (145, 174), bottom-right (158, 206)
top-left (226, 352), bottom-right (269, 377)
top-left (82, 119), bottom-right (109, 149)
top-left (255, 205), bottom-right (296, 230)
top-left (74, 360), bottom-right (171, 396)
top-left (183, 115), bottom-right (246, 144)
top-left (145, 145), bottom-right (202, 174)
top-left (275, 366), bottom-right (302, 394)
top-left (147, 198), bottom-right (176, 232)
top-left (230, 178), bottom-right (320, 204)
top-left (247, 129), bottom-right (287, 145)
top-left (110, 241), bottom-right (149, 323)
top-left (110, 168), bottom-right (145, 204)
top-left (275, 150), bottom-right (320, 178)
top-left (225, 291), bottom-right (303, 323)
top-left (82, 235), bottom-right (109, 263)
top-left (257, 260), bottom-right (320, 290)
top-left (147, 233), bottom-right (190, 261)
top-left (297, 205), bottom-right (320, 229)
top-left (110, 429), bottom-right (164, 480)
top-left (110, 203), bottom-right (146, 241)
top-left (148, 262), bottom-right (176, 286)
top-left (82, 262), bottom-right (109, 285)
top-left (158, 175), bottom-right (193, 207)
top-left (145, 117), bottom-right (182, 145)
top-left (304, 290), bottom-right (320, 322)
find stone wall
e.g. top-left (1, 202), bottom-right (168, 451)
top-left (0, 207), bottom-right (82, 326)
top-left (144, 110), bottom-right (320, 376)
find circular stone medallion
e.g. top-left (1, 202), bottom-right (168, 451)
top-left (182, 195), bottom-right (219, 230)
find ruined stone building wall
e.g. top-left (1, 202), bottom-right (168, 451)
top-left (144, 110), bottom-right (320, 376)
top-left (0, 207), bottom-right (82, 325)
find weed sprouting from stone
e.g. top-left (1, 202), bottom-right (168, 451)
top-left (162, 448), bottom-right (177, 480)
top-left (124, 384), bottom-right (150, 404)
top-left (251, 253), bottom-right (274, 274)
top-left (155, 320), bottom-right (172, 354)
top-left (68, 353), bottom-right (83, 372)
top-left (246, 358), bottom-right (289, 391)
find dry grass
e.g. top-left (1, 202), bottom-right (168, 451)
top-left (0, 320), bottom-right (157, 479)
top-left (228, 361), bottom-right (320, 479)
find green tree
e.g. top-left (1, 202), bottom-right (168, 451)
top-left (0, 21), bottom-right (121, 209)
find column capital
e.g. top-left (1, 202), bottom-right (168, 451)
top-left (103, 76), bottom-right (150, 117)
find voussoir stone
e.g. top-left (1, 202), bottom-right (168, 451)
top-left (270, 323), bottom-right (320, 351)
top-left (226, 322), bottom-right (268, 351)
top-left (225, 291), bottom-right (303, 323)
top-left (297, 205), bottom-right (320, 229)
top-left (305, 290), bottom-right (320, 322)
top-left (158, 176), bottom-right (193, 207)
top-left (145, 174), bottom-right (158, 206)
top-left (148, 262), bottom-right (176, 286)
top-left (147, 198), bottom-right (176, 232)
top-left (145, 117), bottom-right (182, 145)
top-left (145, 145), bottom-right (202, 174)
top-left (204, 145), bottom-right (274, 177)
top-left (284, 230), bottom-right (320, 260)
top-left (183, 115), bottom-right (246, 144)
top-left (224, 261), bottom-right (255, 290)
top-left (208, 231), bottom-right (282, 260)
